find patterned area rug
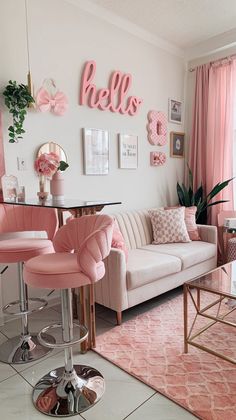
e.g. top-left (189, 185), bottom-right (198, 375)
top-left (95, 291), bottom-right (236, 420)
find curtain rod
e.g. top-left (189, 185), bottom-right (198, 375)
top-left (188, 53), bottom-right (236, 72)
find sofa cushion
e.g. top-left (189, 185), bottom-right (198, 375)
top-left (148, 207), bottom-right (190, 244)
top-left (126, 249), bottom-right (181, 290)
top-left (141, 241), bottom-right (216, 270)
top-left (165, 206), bottom-right (201, 241)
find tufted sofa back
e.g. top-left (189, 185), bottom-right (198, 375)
top-left (114, 209), bottom-right (153, 250)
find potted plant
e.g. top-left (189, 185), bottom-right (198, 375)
top-left (3, 80), bottom-right (34, 143)
top-left (177, 165), bottom-right (233, 224)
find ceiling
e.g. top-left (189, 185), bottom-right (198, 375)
top-left (89, 0), bottom-right (236, 50)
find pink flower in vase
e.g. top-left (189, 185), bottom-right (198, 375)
top-left (34, 152), bottom-right (60, 179)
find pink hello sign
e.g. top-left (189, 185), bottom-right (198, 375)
top-left (80, 61), bottom-right (143, 116)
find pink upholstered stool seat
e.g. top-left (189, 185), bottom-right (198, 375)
top-left (0, 204), bottom-right (58, 365)
top-left (23, 214), bottom-right (113, 417)
top-left (0, 238), bottom-right (54, 263)
top-left (24, 253), bottom-right (105, 289)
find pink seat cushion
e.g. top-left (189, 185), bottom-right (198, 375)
top-left (24, 253), bottom-right (105, 289)
top-left (0, 238), bottom-right (54, 263)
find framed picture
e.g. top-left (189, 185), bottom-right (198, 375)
top-left (118, 134), bottom-right (138, 169)
top-left (83, 128), bottom-right (109, 175)
top-left (170, 132), bottom-right (185, 158)
top-left (168, 99), bottom-right (182, 124)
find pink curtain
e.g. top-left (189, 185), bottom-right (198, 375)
top-left (206, 61), bottom-right (235, 225)
top-left (189, 59), bottom-right (236, 225)
top-left (189, 64), bottom-right (210, 191)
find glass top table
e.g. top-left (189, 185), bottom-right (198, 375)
top-left (186, 261), bottom-right (236, 298)
top-left (184, 261), bottom-right (236, 364)
top-left (0, 198), bottom-right (122, 226)
top-left (0, 198), bottom-right (122, 210)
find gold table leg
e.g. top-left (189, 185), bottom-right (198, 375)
top-left (183, 283), bottom-right (188, 353)
top-left (72, 206), bottom-right (104, 352)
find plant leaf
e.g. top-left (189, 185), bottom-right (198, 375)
top-left (182, 184), bottom-right (191, 207)
top-left (193, 185), bottom-right (203, 205)
top-left (207, 178), bottom-right (234, 200)
top-left (206, 200), bottom-right (229, 208)
top-left (187, 163), bottom-right (193, 190)
top-left (177, 182), bottom-right (185, 205)
top-left (58, 161), bottom-right (69, 171)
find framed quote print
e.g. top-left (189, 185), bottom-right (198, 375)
top-left (118, 134), bottom-right (138, 169)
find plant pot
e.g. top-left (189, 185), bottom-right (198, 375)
top-left (50, 171), bottom-right (64, 200)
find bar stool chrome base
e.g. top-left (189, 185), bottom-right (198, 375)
top-left (0, 333), bottom-right (55, 364)
top-left (33, 365), bottom-right (105, 416)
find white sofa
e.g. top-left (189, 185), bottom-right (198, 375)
top-left (95, 209), bottom-right (217, 324)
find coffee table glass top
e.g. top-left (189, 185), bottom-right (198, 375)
top-left (188, 261), bottom-right (236, 298)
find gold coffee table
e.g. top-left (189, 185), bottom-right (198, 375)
top-left (184, 261), bottom-right (236, 364)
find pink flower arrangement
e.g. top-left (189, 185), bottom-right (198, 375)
top-left (34, 152), bottom-right (60, 178)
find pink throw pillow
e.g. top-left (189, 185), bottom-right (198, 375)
top-left (112, 220), bottom-right (128, 261)
top-left (149, 207), bottom-right (191, 244)
top-left (185, 206), bottom-right (201, 241)
top-left (164, 206), bottom-right (201, 241)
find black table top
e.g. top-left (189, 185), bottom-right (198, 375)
top-left (0, 198), bottom-right (122, 210)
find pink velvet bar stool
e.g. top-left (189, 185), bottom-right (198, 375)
top-left (23, 214), bottom-right (113, 417)
top-left (0, 204), bottom-right (58, 364)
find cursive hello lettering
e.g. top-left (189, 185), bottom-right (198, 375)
top-left (80, 61), bottom-right (143, 116)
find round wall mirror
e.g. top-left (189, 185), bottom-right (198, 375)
top-left (37, 142), bottom-right (67, 162)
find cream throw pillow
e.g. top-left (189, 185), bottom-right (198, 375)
top-left (148, 207), bottom-right (191, 244)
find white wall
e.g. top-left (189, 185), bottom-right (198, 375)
top-left (0, 0), bottom-right (185, 214)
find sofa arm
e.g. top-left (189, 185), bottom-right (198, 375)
top-left (197, 224), bottom-right (217, 245)
top-left (95, 248), bottom-right (128, 312)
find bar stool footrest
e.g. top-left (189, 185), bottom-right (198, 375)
top-left (3, 297), bottom-right (48, 316)
top-left (38, 323), bottom-right (88, 349)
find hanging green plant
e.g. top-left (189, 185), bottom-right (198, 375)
top-left (3, 80), bottom-right (34, 143)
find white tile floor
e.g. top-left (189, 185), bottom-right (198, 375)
top-left (0, 290), bottom-right (197, 420)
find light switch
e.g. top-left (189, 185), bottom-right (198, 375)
top-left (17, 157), bottom-right (27, 171)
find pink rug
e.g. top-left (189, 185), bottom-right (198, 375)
top-left (95, 291), bottom-right (236, 420)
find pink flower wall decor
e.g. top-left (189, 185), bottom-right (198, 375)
top-left (36, 79), bottom-right (68, 116)
top-left (34, 152), bottom-right (60, 179)
top-left (150, 151), bottom-right (166, 166)
top-left (147, 110), bottom-right (167, 145)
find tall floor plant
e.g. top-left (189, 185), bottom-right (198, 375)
top-left (177, 165), bottom-right (233, 224)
